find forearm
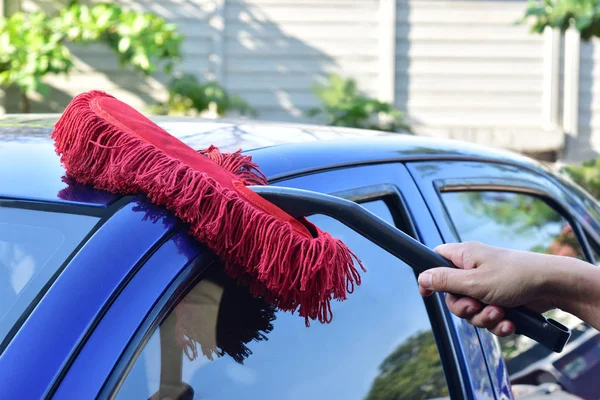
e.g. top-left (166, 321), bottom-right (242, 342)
top-left (547, 257), bottom-right (600, 331)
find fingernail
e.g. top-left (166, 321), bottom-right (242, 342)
top-left (489, 310), bottom-right (499, 321)
top-left (418, 273), bottom-right (433, 289)
top-left (466, 306), bottom-right (476, 315)
top-left (501, 323), bottom-right (513, 335)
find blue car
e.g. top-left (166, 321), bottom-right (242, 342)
top-left (1, 117), bottom-right (599, 400)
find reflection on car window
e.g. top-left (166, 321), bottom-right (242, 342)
top-left (115, 201), bottom-right (450, 400)
top-left (0, 207), bottom-right (99, 347)
top-left (440, 191), bottom-right (589, 374)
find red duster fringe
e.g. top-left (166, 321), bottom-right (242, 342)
top-left (51, 90), bottom-right (365, 328)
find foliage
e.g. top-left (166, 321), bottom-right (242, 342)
top-left (366, 330), bottom-right (448, 400)
top-left (150, 74), bottom-right (256, 117)
top-left (307, 73), bottom-right (411, 133)
top-left (560, 157), bottom-right (600, 199)
top-left (462, 192), bottom-right (562, 233)
top-left (59, 1), bottom-right (183, 75)
top-left (0, 11), bottom-right (72, 98)
top-left (0, 1), bottom-right (182, 106)
top-left (519, 0), bottom-right (600, 40)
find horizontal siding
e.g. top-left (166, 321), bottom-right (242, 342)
top-left (7, 0), bottom-right (569, 155)
top-left (398, 76), bottom-right (543, 93)
top-left (223, 0), bottom-right (380, 119)
top-left (398, 41), bottom-right (543, 59)
top-left (398, 59), bottom-right (544, 77)
top-left (226, 22), bottom-right (379, 40)
top-left (226, 74), bottom-right (379, 91)
top-left (224, 38), bottom-right (378, 57)
top-left (225, 59), bottom-right (379, 74)
top-left (397, 0), bottom-right (544, 145)
top-left (398, 23), bottom-right (541, 42)
top-left (225, 3), bottom-right (378, 23)
top-left (401, 0), bottom-right (528, 24)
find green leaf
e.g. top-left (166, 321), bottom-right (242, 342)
top-left (118, 37), bottom-right (131, 53)
top-left (95, 8), bottom-right (113, 28)
top-left (36, 81), bottom-right (50, 96)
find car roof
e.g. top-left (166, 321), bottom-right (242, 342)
top-left (0, 114), bottom-right (548, 205)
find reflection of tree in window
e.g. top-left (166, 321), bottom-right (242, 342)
top-left (366, 330), bottom-right (448, 400)
top-left (454, 192), bottom-right (583, 258)
top-left (117, 200), bottom-right (451, 399)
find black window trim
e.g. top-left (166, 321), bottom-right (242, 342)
top-left (99, 185), bottom-right (468, 400)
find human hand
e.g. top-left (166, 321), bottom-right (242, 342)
top-left (417, 241), bottom-right (560, 337)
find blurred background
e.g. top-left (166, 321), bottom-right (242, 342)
top-left (1, 0), bottom-right (600, 165)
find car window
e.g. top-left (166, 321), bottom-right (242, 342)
top-left (440, 191), bottom-right (589, 375)
top-left (115, 200), bottom-right (450, 400)
top-left (0, 206), bottom-right (99, 348)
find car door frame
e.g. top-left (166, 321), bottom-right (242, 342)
top-left (52, 162), bottom-right (491, 400)
top-left (406, 159), bottom-right (600, 399)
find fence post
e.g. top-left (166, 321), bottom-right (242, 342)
top-left (563, 22), bottom-right (581, 140)
top-left (378, 0), bottom-right (396, 104)
top-left (205, 0), bottom-right (226, 118)
top-left (542, 26), bottom-right (561, 130)
top-left (210, 0), bottom-right (226, 84)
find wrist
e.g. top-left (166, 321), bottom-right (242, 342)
top-left (545, 257), bottom-right (592, 314)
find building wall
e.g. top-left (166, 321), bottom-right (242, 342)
top-left (3, 0), bottom-right (582, 157)
top-left (396, 1), bottom-right (560, 153)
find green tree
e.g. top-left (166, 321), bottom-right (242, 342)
top-left (307, 73), bottom-right (411, 133)
top-left (560, 157), bottom-right (600, 199)
top-left (366, 330), bottom-right (448, 400)
top-left (520, 0), bottom-right (600, 40)
top-left (0, 1), bottom-right (182, 112)
top-left (0, 1), bottom-right (253, 117)
top-left (462, 192), bottom-right (562, 233)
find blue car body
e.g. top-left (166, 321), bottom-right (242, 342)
top-left (1, 117), bottom-right (599, 400)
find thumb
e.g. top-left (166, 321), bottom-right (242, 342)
top-left (418, 267), bottom-right (472, 295)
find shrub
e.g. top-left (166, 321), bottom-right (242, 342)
top-left (149, 74), bottom-right (256, 117)
top-left (307, 73), bottom-right (411, 133)
top-left (0, 1), bottom-right (182, 112)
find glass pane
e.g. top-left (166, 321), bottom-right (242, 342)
top-left (0, 207), bottom-right (99, 346)
top-left (442, 191), bottom-right (584, 258)
top-left (440, 191), bottom-right (590, 375)
top-left (116, 201), bottom-right (450, 400)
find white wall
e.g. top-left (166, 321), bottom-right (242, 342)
top-left (222, 0), bottom-right (380, 121)
top-left (6, 0), bottom-right (572, 155)
top-left (396, 1), bottom-right (560, 153)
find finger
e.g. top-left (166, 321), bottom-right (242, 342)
top-left (419, 285), bottom-right (434, 297)
top-left (467, 305), bottom-right (505, 329)
top-left (434, 241), bottom-right (487, 270)
top-left (488, 320), bottom-right (515, 337)
top-left (445, 294), bottom-right (483, 319)
top-left (418, 268), bottom-right (476, 296)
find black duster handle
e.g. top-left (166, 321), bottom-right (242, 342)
top-left (249, 185), bottom-right (571, 353)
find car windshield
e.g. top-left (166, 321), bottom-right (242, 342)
top-left (0, 206), bottom-right (99, 349)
